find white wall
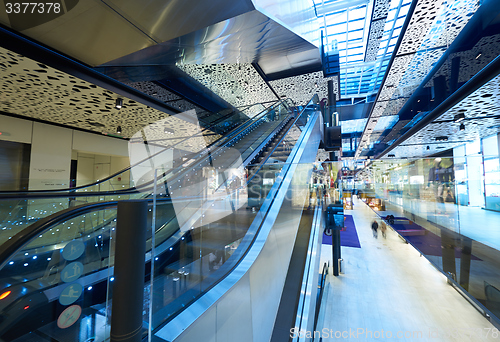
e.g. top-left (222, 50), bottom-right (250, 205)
top-left (29, 122), bottom-right (73, 190)
top-left (74, 153), bottom-right (130, 189)
top-left (76, 153), bottom-right (96, 187)
top-left (0, 115), bottom-right (32, 144)
top-left (0, 114), bottom-right (130, 190)
top-left (73, 130), bottom-right (128, 157)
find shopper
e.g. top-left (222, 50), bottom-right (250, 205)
top-left (371, 220), bottom-right (378, 238)
top-left (380, 220), bottom-right (387, 238)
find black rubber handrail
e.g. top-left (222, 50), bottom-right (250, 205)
top-left (0, 96), bottom-right (306, 269)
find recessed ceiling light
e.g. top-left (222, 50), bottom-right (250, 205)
top-left (115, 98), bottom-right (123, 109)
top-left (453, 113), bottom-right (465, 122)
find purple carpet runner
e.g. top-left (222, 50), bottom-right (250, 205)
top-left (322, 215), bottom-right (361, 248)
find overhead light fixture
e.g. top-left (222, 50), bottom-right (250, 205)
top-left (115, 98), bottom-right (123, 109)
top-left (453, 113), bottom-right (465, 122)
top-left (475, 53), bottom-right (482, 59)
top-left (116, 126), bottom-right (122, 134)
top-left (460, 123), bottom-right (465, 131)
top-left (164, 127), bottom-right (174, 135)
top-left (435, 136), bottom-right (448, 142)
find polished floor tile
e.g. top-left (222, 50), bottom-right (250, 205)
top-left (316, 197), bottom-right (499, 342)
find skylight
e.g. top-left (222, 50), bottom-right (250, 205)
top-left (314, 0), bottom-right (412, 98)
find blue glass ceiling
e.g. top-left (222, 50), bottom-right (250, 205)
top-left (312, 0), bottom-right (412, 98)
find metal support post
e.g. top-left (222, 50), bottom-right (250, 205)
top-left (111, 200), bottom-right (148, 342)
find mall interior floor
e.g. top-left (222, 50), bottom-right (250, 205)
top-left (316, 196), bottom-right (498, 342)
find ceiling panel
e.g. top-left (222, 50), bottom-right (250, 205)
top-left (0, 47), bottom-right (220, 147)
top-left (390, 74), bottom-right (500, 158)
top-left (355, 0), bottom-right (481, 158)
top-left (269, 71), bottom-right (339, 106)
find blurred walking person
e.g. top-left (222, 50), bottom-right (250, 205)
top-left (380, 220), bottom-right (387, 238)
top-left (371, 220), bottom-right (378, 238)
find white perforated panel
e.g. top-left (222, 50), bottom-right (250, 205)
top-left (269, 72), bottom-right (339, 106)
top-left (176, 63), bottom-right (277, 108)
top-left (365, 19), bottom-right (387, 62)
top-left (125, 81), bottom-right (206, 114)
top-left (390, 74), bottom-right (500, 158)
top-left (355, 0), bottom-right (480, 158)
top-left (0, 47), bottom-right (220, 145)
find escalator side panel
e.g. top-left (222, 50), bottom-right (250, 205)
top-left (156, 110), bottom-right (322, 342)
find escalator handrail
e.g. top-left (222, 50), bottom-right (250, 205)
top-left (0, 100), bottom-right (284, 198)
top-left (0, 200), bottom-right (118, 271)
top-left (247, 94), bottom-right (320, 183)
top-left (153, 95), bottom-right (321, 338)
top-left (0, 97), bottom-right (320, 340)
top-left (0, 98), bottom-right (304, 269)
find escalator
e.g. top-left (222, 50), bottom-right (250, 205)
top-left (0, 99), bottom-right (290, 248)
top-left (0, 96), bottom-right (321, 342)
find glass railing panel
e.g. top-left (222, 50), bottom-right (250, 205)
top-left (0, 101), bottom-right (320, 340)
top-left (356, 155), bottom-right (500, 322)
top-left (147, 105), bottom-right (323, 333)
top-left (0, 102), bottom-right (282, 238)
top-left (0, 191), bottom-right (144, 246)
top-left (147, 161), bottom-right (317, 332)
top-left (0, 206), bottom-right (118, 341)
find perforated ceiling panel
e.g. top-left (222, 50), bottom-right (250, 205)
top-left (390, 74), bottom-right (500, 158)
top-left (365, 20), bottom-right (387, 62)
top-left (355, 0), bottom-right (480, 158)
top-left (365, 0), bottom-right (391, 62)
top-left (0, 47), bottom-right (220, 145)
top-left (424, 34), bottom-right (500, 88)
top-left (269, 72), bottom-right (339, 106)
top-left (124, 81), bottom-right (206, 114)
top-left (176, 63), bottom-right (277, 108)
